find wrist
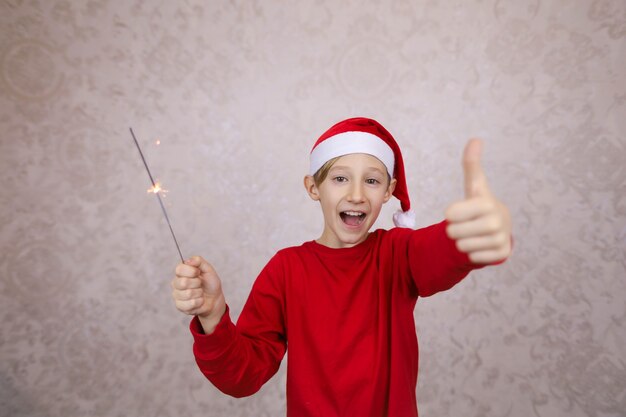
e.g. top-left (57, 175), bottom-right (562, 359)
top-left (197, 304), bottom-right (226, 335)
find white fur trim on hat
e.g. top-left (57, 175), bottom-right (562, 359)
top-left (309, 131), bottom-right (395, 176)
top-left (393, 209), bottom-right (416, 229)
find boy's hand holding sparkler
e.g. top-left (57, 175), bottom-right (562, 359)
top-left (172, 256), bottom-right (226, 334)
top-left (445, 139), bottom-right (512, 264)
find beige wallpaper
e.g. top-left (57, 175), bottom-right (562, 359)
top-left (1, 1), bottom-right (625, 416)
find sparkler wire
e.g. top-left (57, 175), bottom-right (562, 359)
top-left (129, 127), bottom-right (185, 262)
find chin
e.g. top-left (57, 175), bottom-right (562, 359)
top-left (337, 230), bottom-right (370, 247)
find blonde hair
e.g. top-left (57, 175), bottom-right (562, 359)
top-left (313, 157), bottom-right (341, 186)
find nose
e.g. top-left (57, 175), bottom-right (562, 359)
top-left (347, 182), bottom-right (365, 203)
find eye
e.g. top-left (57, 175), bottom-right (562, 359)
top-left (333, 176), bottom-right (348, 183)
top-left (366, 178), bottom-right (381, 185)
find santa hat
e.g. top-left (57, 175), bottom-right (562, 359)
top-left (309, 117), bottom-right (416, 228)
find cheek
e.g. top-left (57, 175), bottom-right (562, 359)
top-left (372, 188), bottom-right (391, 203)
top-left (321, 198), bottom-right (338, 216)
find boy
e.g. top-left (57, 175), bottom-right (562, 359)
top-left (172, 117), bottom-right (512, 417)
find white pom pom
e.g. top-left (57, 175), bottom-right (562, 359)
top-left (393, 209), bottom-right (416, 229)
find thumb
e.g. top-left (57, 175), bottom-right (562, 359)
top-left (187, 255), bottom-right (222, 294)
top-left (462, 138), bottom-right (490, 198)
top-left (185, 255), bottom-right (217, 276)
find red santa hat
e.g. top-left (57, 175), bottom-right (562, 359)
top-left (309, 117), bottom-right (415, 228)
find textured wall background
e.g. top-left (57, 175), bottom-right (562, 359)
top-left (1, 1), bottom-right (625, 416)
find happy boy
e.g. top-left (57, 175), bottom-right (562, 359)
top-left (172, 117), bottom-right (512, 417)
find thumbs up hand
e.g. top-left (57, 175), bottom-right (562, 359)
top-left (445, 139), bottom-right (512, 264)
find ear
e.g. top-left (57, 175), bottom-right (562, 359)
top-left (383, 178), bottom-right (397, 203)
top-left (304, 175), bottom-right (320, 201)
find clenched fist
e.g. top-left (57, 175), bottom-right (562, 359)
top-left (445, 139), bottom-right (512, 264)
top-left (172, 255), bottom-right (227, 334)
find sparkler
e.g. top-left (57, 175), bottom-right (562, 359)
top-left (129, 127), bottom-right (184, 262)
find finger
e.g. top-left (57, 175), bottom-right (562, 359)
top-left (468, 247), bottom-right (511, 265)
top-left (445, 197), bottom-right (496, 223)
top-left (184, 256), bottom-right (203, 266)
top-left (171, 276), bottom-right (202, 290)
top-left (174, 297), bottom-right (204, 314)
top-left (173, 287), bottom-right (204, 301)
top-left (463, 138), bottom-right (491, 199)
top-left (446, 213), bottom-right (503, 239)
top-left (454, 231), bottom-right (509, 253)
top-left (175, 263), bottom-right (200, 278)
top-left (186, 255), bottom-right (218, 276)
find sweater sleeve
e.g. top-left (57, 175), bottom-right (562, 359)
top-left (407, 220), bottom-right (483, 297)
top-left (190, 255), bottom-right (287, 398)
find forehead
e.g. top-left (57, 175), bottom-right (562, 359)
top-left (330, 153), bottom-right (388, 173)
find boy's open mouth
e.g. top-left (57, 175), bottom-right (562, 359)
top-left (340, 211), bottom-right (366, 227)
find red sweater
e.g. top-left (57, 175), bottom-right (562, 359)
top-left (190, 221), bottom-right (479, 417)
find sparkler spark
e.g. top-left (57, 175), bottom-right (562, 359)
top-left (130, 128), bottom-right (184, 262)
top-left (147, 181), bottom-right (168, 195)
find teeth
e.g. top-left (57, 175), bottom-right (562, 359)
top-left (344, 211), bottom-right (363, 217)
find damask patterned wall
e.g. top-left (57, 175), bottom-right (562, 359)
top-left (1, 1), bottom-right (624, 416)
